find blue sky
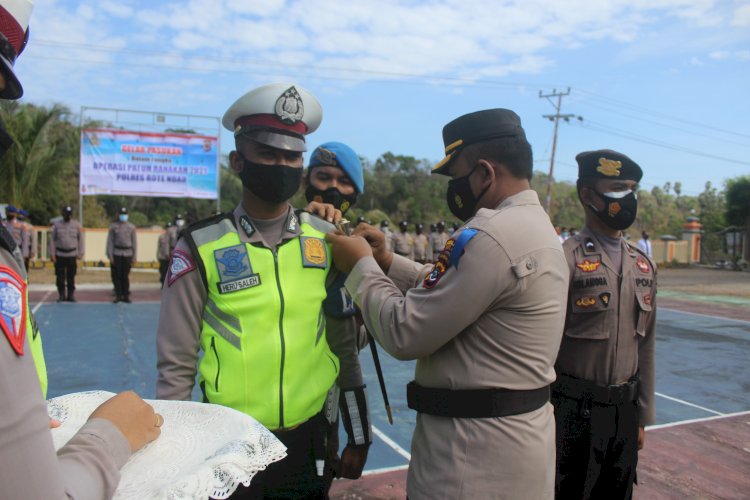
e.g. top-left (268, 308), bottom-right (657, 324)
top-left (17, 0), bottom-right (750, 196)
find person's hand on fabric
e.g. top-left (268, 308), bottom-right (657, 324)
top-left (325, 232), bottom-right (374, 274)
top-left (638, 426), bottom-right (645, 450)
top-left (89, 390), bottom-right (162, 452)
top-left (305, 201), bottom-right (342, 224)
top-left (352, 223), bottom-right (393, 273)
top-left (337, 444), bottom-right (369, 479)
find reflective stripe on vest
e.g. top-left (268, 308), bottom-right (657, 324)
top-left (191, 215), bottom-right (339, 429)
top-left (29, 300), bottom-right (47, 397)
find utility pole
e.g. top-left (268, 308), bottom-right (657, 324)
top-left (539, 88), bottom-right (581, 213)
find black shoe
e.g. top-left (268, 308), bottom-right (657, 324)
top-left (66, 295), bottom-right (76, 302)
top-left (113, 297), bottom-right (121, 303)
top-left (122, 296), bottom-right (131, 303)
top-left (57, 294), bottom-right (65, 303)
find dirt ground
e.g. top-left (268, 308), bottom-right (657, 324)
top-left (28, 263), bottom-right (749, 297)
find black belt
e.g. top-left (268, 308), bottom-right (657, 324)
top-left (407, 381), bottom-right (550, 418)
top-left (55, 247), bottom-right (76, 253)
top-left (115, 245), bottom-right (132, 250)
top-left (552, 373), bottom-right (639, 406)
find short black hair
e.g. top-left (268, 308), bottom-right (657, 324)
top-left (460, 135), bottom-right (533, 180)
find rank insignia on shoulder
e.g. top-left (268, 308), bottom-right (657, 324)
top-left (301, 237), bottom-right (327, 268)
top-left (636, 256), bottom-right (650, 273)
top-left (0, 266), bottom-right (27, 355)
top-left (576, 259), bottom-right (601, 272)
top-left (167, 249), bottom-right (196, 287)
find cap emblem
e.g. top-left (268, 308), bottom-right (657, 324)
top-left (596, 158), bottom-right (622, 177)
top-left (315, 147), bottom-right (337, 166)
top-left (275, 86), bottom-right (305, 125)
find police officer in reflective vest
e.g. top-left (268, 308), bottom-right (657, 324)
top-left (156, 83), bottom-right (371, 499)
top-left (553, 150), bottom-right (656, 499)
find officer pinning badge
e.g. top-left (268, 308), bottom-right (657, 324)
top-left (215, 244), bottom-right (260, 293)
top-left (239, 215), bottom-right (255, 238)
top-left (167, 249), bottom-right (196, 287)
top-left (576, 259), bottom-right (601, 272)
top-left (636, 256), bottom-right (650, 273)
top-left (599, 292), bottom-right (611, 307)
top-left (301, 237), bottom-right (328, 268)
top-left (275, 86), bottom-right (304, 125)
top-left (0, 266), bottom-right (27, 355)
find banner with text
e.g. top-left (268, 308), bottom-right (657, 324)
top-left (79, 128), bottom-right (219, 199)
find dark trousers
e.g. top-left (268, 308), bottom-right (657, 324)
top-left (54, 256), bottom-right (77, 298)
top-left (158, 259), bottom-right (168, 286)
top-left (112, 255), bottom-right (132, 299)
top-left (230, 415), bottom-right (332, 499)
top-left (553, 393), bottom-right (639, 500)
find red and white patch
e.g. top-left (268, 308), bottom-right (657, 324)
top-left (422, 238), bottom-right (455, 289)
top-left (643, 294), bottom-right (652, 306)
top-left (167, 249), bottom-right (196, 287)
top-left (636, 257), bottom-right (650, 273)
top-left (0, 265), bottom-right (27, 355)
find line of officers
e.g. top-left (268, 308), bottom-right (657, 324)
top-left (379, 219), bottom-right (458, 264)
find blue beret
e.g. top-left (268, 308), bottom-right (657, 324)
top-left (308, 142), bottom-right (364, 194)
top-left (5, 205), bottom-right (17, 213)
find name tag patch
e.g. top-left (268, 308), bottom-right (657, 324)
top-left (215, 244), bottom-right (260, 293)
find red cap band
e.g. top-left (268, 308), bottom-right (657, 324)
top-left (234, 114), bottom-right (308, 135)
top-left (0, 6), bottom-right (24, 56)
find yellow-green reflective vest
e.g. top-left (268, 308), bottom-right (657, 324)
top-left (29, 307), bottom-right (47, 397)
top-left (190, 214), bottom-right (339, 430)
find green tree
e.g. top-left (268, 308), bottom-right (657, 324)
top-left (724, 176), bottom-right (750, 261)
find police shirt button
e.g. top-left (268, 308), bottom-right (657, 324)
top-left (526, 261), bottom-right (533, 270)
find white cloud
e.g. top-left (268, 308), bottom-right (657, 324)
top-left (709, 51), bottom-right (730, 59)
top-left (731, 4), bottom-right (750, 27)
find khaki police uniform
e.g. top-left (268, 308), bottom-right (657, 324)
top-left (553, 226), bottom-right (656, 498)
top-left (106, 220), bottom-right (137, 302)
top-left (50, 218), bottom-right (84, 301)
top-left (381, 226), bottom-right (393, 250)
top-left (0, 228), bottom-right (131, 498)
top-left (346, 190), bottom-right (568, 499)
top-left (413, 232), bottom-right (429, 263)
top-left (391, 230), bottom-right (414, 260)
top-left (5, 218), bottom-right (29, 254)
top-left (431, 229), bottom-right (449, 259)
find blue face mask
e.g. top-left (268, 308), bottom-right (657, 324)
top-left (119, 214), bottom-right (128, 222)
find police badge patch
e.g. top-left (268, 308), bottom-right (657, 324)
top-left (0, 266), bottom-right (27, 355)
top-left (167, 249), bottom-right (196, 287)
top-left (301, 237), bottom-right (327, 268)
top-left (215, 244), bottom-right (261, 293)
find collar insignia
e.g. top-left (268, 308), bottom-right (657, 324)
top-left (275, 86), bottom-right (304, 125)
top-left (239, 215), bottom-right (255, 238)
top-left (585, 238), bottom-right (595, 251)
top-left (596, 157), bottom-right (622, 177)
top-left (287, 213), bottom-right (298, 233)
top-left (576, 259), bottom-right (601, 272)
top-left (0, 266), bottom-right (27, 355)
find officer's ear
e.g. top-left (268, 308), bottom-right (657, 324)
top-left (229, 151), bottom-right (243, 174)
top-left (478, 159), bottom-right (497, 185)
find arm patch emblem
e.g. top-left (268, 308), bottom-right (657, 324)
top-left (0, 266), bottom-right (27, 355)
top-left (167, 249), bottom-right (196, 286)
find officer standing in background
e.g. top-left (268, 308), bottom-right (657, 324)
top-left (303, 141), bottom-right (364, 217)
top-left (427, 223), bottom-right (438, 262)
top-left (392, 219), bottom-right (414, 260)
top-left (413, 223), bottom-right (429, 264)
top-left (167, 213), bottom-right (185, 253)
top-left (18, 208), bottom-right (35, 271)
top-left (553, 150), bottom-right (656, 499)
top-left (0, 3), bottom-right (161, 497)
top-left (3, 206), bottom-right (29, 258)
top-left (431, 220), bottom-right (449, 259)
top-left (106, 207), bottom-right (137, 303)
top-left (157, 221), bottom-right (172, 285)
top-left (637, 230), bottom-right (652, 258)
top-left (50, 205), bottom-right (84, 302)
top-left (327, 108), bottom-right (568, 499)
top-left (156, 83), bottom-right (370, 499)
top-left (379, 219), bottom-right (392, 250)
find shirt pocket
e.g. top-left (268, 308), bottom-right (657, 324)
top-left (565, 292), bottom-right (612, 340)
top-left (635, 291), bottom-right (653, 337)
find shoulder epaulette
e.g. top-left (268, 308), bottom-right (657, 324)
top-left (297, 209), bottom-right (336, 234)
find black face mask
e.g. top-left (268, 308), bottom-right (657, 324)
top-left (446, 163), bottom-right (490, 222)
top-left (238, 153), bottom-right (302, 204)
top-left (589, 189), bottom-right (638, 230)
top-left (304, 185), bottom-right (358, 215)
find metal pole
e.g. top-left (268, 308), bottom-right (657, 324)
top-left (545, 93), bottom-right (563, 213)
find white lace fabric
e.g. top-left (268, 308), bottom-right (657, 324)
top-left (48, 391), bottom-right (287, 499)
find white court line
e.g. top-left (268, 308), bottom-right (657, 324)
top-left (363, 464), bottom-right (409, 476)
top-left (31, 290), bottom-right (54, 314)
top-left (660, 306), bottom-right (750, 325)
top-left (655, 392), bottom-right (724, 416)
top-left (647, 409), bottom-right (750, 430)
top-left (372, 424), bottom-right (411, 461)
